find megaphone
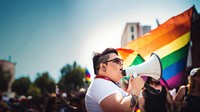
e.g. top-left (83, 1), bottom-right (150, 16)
top-left (121, 53), bottom-right (162, 95)
top-left (122, 53), bottom-right (162, 80)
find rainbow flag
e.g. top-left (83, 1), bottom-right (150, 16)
top-left (85, 68), bottom-right (91, 82)
top-left (116, 48), bottom-right (144, 67)
top-left (118, 7), bottom-right (194, 90)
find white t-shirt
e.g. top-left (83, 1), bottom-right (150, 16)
top-left (85, 78), bottom-right (128, 112)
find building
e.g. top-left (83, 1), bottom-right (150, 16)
top-left (142, 25), bottom-right (151, 35)
top-left (121, 23), bottom-right (151, 47)
top-left (0, 60), bottom-right (15, 98)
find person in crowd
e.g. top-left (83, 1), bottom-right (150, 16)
top-left (54, 88), bottom-right (87, 112)
top-left (0, 92), bottom-right (9, 112)
top-left (174, 67), bottom-right (200, 112)
top-left (85, 48), bottom-right (145, 112)
top-left (138, 77), bottom-right (174, 112)
top-left (46, 94), bottom-right (58, 112)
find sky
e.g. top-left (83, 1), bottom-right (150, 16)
top-left (0, 0), bottom-right (200, 83)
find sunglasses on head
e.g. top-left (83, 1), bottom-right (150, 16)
top-left (103, 58), bottom-right (123, 64)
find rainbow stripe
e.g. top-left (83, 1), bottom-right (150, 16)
top-left (85, 68), bottom-right (91, 82)
top-left (119, 7), bottom-right (194, 90)
top-left (116, 48), bottom-right (144, 68)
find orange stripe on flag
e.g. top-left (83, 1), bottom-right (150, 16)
top-left (126, 7), bottom-right (193, 58)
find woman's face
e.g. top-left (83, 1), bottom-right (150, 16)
top-left (193, 72), bottom-right (200, 83)
top-left (104, 53), bottom-right (123, 82)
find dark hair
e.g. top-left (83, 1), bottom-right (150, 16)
top-left (93, 48), bottom-right (118, 75)
top-left (146, 77), bottom-right (160, 85)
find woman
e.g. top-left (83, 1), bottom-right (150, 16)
top-left (138, 77), bottom-right (174, 112)
top-left (85, 48), bottom-right (144, 112)
top-left (174, 67), bottom-right (200, 112)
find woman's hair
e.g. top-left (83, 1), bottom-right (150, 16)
top-left (146, 77), bottom-right (160, 85)
top-left (92, 48), bottom-right (118, 75)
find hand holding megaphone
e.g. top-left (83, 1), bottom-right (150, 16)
top-left (121, 53), bottom-right (162, 95)
top-left (121, 75), bottom-right (160, 95)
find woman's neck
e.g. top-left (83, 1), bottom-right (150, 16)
top-left (190, 82), bottom-right (200, 95)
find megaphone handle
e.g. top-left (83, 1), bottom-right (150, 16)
top-left (144, 83), bottom-right (160, 95)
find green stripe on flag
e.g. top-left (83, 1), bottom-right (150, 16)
top-left (130, 54), bottom-right (144, 66)
top-left (161, 43), bottom-right (189, 69)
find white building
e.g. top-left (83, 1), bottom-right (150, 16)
top-left (121, 23), bottom-right (151, 47)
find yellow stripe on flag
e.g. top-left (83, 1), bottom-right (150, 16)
top-left (144, 31), bottom-right (190, 59)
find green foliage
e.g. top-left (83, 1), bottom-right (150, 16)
top-left (58, 61), bottom-right (85, 91)
top-left (11, 77), bottom-right (31, 96)
top-left (27, 85), bottom-right (41, 100)
top-left (10, 61), bottom-right (86, 97)
top-left (34, 72), bottom-right (55, 95)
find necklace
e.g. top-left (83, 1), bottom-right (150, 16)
top-left (95, 75), bottom-right (111, 81)
top-left (95, 75), bottom-right (120, 87)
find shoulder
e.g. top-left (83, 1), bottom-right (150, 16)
top-left (178, 85), bottom-right (187, 94)
top-left (86, 79), bottom-right (126, 102)
top-left (87, 79), bottom-right (114, 93)
top-left (178, 85), bottom-right (188, 93)
top-left (174, 85), bottom-right (187, 101)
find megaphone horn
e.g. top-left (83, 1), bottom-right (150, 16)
top-left (122, 53), bottom-right (162, 80)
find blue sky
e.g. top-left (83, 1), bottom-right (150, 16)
top-left (0, 0), bottom-right (200, 82)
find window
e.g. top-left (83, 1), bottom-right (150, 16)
top-left (131, 35), bottom-right (134, 40)
top-left (131, 26), bottom-right (134, 32)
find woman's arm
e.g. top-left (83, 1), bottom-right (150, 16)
top-left (100, 76), bottom-right (144, 112)
top-left (166, 91), bottom-right (174, 112)
top-left (138, 96), bottom-right (146, 112)
top-left (173, 86), bottom-right (187, 111)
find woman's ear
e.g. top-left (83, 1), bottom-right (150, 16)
top-left (100, 63), bottom-right (106, 71)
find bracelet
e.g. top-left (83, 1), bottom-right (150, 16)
top-left (130, 94), bottom-right (138, 108)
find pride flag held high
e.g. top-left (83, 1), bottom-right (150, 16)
top-left (85, 68), bottom-right (91, 82)
top-left (118, 6), bottom-right (195, 90)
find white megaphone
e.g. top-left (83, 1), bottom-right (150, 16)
top-left (121, 53), bottom-right (162, 94)
top-left (122, 53), bottom-right (162, 80)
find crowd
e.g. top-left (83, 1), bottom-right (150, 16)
top-left (0, 88), bottom-right (87, 112)
top-left (1, 47), bottom-right (200, 112)
top-left (137, 67), bottom-right (200, 112)
top-left (0, 68), bottom-right (199, 112)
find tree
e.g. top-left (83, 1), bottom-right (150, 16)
top-left (34, 72), bottom-right (55, 95)
top-left (11, 77), bottom-right (31, 96)
top-left (58, 61), bottom-right (85, 91)
top-left (27, 85), bottom-right (41, 100)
